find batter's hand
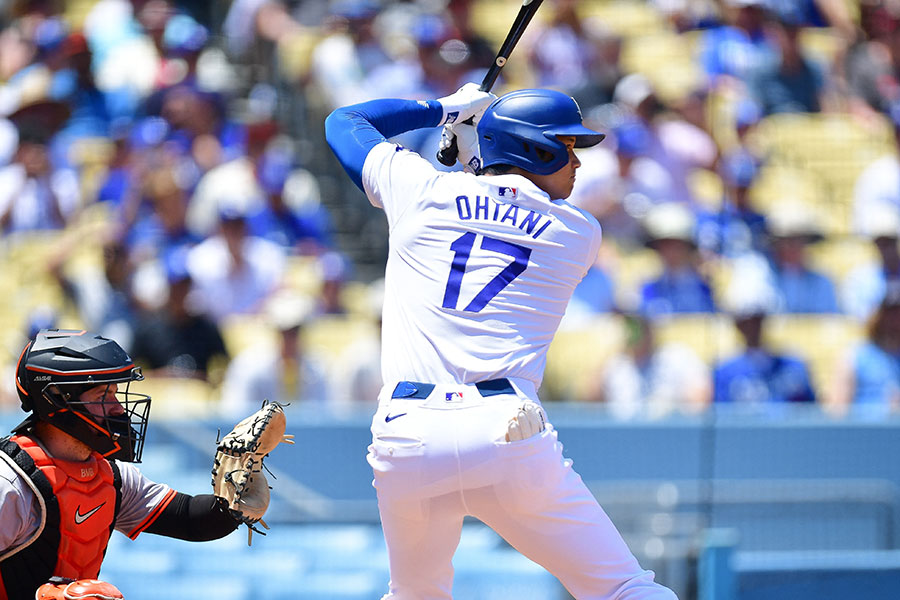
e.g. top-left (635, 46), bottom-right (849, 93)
top-left (506, 403), bottom-right (546, 442)
top-left (436, 82), bottom-right (496, 127)
top-left (440, 122), bottom-right (482, 173)
top-left (36, 577), bottom-right (124, 600)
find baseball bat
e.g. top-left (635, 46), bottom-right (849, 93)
top-left (436, 0), bottom-right (545, 167)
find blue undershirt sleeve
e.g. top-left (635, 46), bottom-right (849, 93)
top-left (325, 98), bottom-right (444, 191)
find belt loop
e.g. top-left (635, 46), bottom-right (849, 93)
top-left (475, 379), bottom-right (515, 397)
top-left (391, 381), bottom-right (435, 399)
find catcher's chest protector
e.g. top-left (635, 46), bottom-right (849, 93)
top-left (0, 436), bottom-right (121, 600)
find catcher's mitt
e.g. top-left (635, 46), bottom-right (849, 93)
top-left (212, 401), bottom-right (293, 544)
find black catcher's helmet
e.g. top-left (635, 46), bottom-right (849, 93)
top-left (14, 329), bottom-right (151, 462)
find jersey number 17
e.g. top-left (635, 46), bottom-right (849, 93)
top-left (441, 232), bottom-right (531, 313)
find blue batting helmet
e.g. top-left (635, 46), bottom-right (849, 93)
top-left (477, 89), bottom-right (605, 175)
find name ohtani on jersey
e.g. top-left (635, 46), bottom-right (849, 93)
top-left (454, 195), bottom-right (553, 239)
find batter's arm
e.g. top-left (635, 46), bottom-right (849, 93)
top-left (325, 85), bottom-right (494, 191)
top-left (325, 99), bottom-right (444, 191)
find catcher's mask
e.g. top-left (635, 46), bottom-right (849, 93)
top-left (14, 329), bottom-right (151, 462)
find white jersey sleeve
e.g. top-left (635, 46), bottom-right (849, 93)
top-left (361, 142), bottom-right (602, 387)
top-left (113, 461), bottom-right (175, 539)
top-left (362, 141), bottom-right (441, 227)
top-left (0, 458), bottom-right (41, 554)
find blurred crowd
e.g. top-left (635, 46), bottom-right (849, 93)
top-left (2, 0), bottom-right (900, 420)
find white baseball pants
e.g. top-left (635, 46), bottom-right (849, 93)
top-left (367, 380), bottom-right (678, 600)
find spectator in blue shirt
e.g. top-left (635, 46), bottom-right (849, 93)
top-left (831, 283), bottom-right (900, 419)
top-left (697, 148), bottom-right (768, 259)
top-left (696, 0), bottom-right (778, 88)
top-left (714, 265), bottom-right (817, 405)
top-left (841, 202), bottom-right (900, 322)
top-left (748, 11), bottom-right (829, 115)
top-left (639, 202), bottom-right (716, 318)
top-left (766, 202), bottom-right (840, 313)
top-left (245, 148), bottom-right (334, 254)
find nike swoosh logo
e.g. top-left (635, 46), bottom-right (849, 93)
top-left (74, 502), bottom-right (106, 525)
top-left (384, 413), bottom-right (407, 423)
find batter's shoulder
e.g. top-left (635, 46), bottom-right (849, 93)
top-left (554, 198), bottom-right (601, 230)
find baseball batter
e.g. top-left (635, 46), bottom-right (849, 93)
top-left (326, 84), bottom-right (678, 599)
top-left (0, 329), bottom-right (275, 599)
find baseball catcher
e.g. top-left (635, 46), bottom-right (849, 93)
top-left (0, 329), bottom-right (290, 600)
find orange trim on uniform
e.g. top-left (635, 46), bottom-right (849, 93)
top-left (14, 342), bottom-right (31, 398)
top-left (72, 410), bottom-right (115, 435)
top-left (67, 412), bottom-right (124, 456)
top-left (127, 488), bottom-right (177, 540)
top-left (26, 363), bottom-right (135, 376)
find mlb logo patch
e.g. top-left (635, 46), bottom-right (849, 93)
top-left (444, 111), bottom-right (460, 125)
top-left (498, 187), bottom-right (518, 198)
top-left (445, 391), bottom-right (464, 403)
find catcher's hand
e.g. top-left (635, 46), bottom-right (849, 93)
top-left (212, 401), bottom-right (293, 543)
top-left (506, 402), bottom-right (547, 442)
top-left (36, 577), bottom-right (124, 600)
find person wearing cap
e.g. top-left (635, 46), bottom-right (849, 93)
top-left (315, 250), bottom-right (351, 315)
top-left (129, 248), bottom-right (229, 381)
top-left (842, 2), bottom-right (900, 117)
top-left (587, 313), bottom-right (711, 419)
top-left (244, 148), bottom-right (334, 254)
top-left (696, 148), bottom-right (768, 258)
top-left (829, 282), bottom-right (900, 418)
top-left (0, 100), bottom-right (80, 233)
top-left (638, 202), bottom-right (717, 318)
top-left (309, 0), bottom-right (391, 110)
top-left (184, 198), bottom-right (286, 322)
top-left (853, 101), bottom-right (900, 234)
top-left (48, 235), bottom-right (140, 354)
top-left (746, 8), bottom-right (830, 115)
top-left (713, 255), bottom-right (816, 406)
top-left (219, 292), bottom-right (331, 416)
top-left (612, 74), bottom-right (695, 206)
top-left (526, 0), bottom-right (597, 93)
top-left (841, 202), bottom-right (900, 321)
top-left (127, 166), bottom-right (202, 265)
top-left (569, 118), bottom-right (678, 247)
top-left (696, 0), bottom-right (779, 88)
top-left (765, 202), bottom-right (839, 314)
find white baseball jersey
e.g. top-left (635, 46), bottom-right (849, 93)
top-left (362, 141), bottom-right (602, 387)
